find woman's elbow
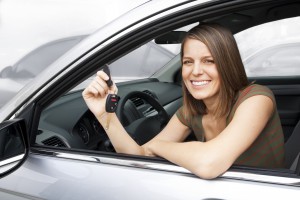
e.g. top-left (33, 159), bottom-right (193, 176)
top-left (192, 159), bottom-right (231, 180)
top-left (193, 167), bottom-right (220, 179)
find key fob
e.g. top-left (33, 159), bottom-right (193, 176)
top-left (102, 65), bottom-right (113, 87)
top-left (105, 94), bottom-right (120, 113)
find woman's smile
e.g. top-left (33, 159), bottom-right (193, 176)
top-left (191, 80), bottom-right (211, 87)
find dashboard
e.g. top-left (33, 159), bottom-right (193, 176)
top-left (36, 79), bottom-right (183, 151)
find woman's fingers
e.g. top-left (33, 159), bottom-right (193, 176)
top-left (94, 76), bottom-right (109, 97)
top-left (97, 70), bottom-right (110, 82)
top-left (83, 78), bottom-right (106, 99)
top-left (83, 70), bottom-right (118, 98)
top-left (97, 70), bottom-right (118, 94)
top-left (88, 84), bottom-right (100, 96)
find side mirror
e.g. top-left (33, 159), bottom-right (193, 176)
top-left (0, 119), bottom-right (28, 177)
top-left (0, 66), bottom-right (13, 78)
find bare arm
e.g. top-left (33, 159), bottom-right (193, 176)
top-left (147, 95), bottom-right (274, 179)
top-left (82, 71), bottom-right (190, 155)
top-left (142, 114), bottom-right (191, 156)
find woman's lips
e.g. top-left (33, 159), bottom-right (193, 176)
top-left (191, 80), bottom-right (210, 86)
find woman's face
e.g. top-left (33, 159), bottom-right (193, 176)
top-left (182, 38), bottom-right (220, 103)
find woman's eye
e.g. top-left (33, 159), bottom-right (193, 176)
top-left (183, 60), bottom-right (192, 65)
top-left (203, 59), bottom-right (214, 64)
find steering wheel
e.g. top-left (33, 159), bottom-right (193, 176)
top-left (115, 91), bottom-right (170, 145)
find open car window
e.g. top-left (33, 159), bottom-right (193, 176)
top-left (36, 9), bottom-right (300, 183)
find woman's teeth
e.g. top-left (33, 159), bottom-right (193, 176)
top-left (192, 80), bottom-right (210, 86)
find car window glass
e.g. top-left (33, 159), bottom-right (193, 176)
top-left (235, 17), bottom-right (300, 77)
top-left (13, 36), bottom-right (86, 79)
top-left (107, 23), bottom-right (198, 82)
top-left (109, 41), bottom-right (175, 82)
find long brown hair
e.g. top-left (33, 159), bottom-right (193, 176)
top-left (181, 23), bottom-right (249, 118)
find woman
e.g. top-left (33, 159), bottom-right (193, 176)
top-left (82, 23), bottom-right (285, 179)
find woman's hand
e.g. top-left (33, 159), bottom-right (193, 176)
top-left (82, 70), bottom-right (118, 119)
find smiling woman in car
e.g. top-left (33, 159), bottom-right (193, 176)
top-left (82, 23), bottom-right (285, 179)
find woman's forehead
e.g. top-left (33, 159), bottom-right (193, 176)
top-left (183, 38), bottom-right (212, 58)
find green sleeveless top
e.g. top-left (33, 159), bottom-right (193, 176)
top-left (176, 84), bottom-right (285, 168)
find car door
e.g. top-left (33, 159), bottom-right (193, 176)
top-left (0, 0), bottom-right (300, 199)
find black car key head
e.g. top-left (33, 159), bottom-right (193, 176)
top-left (102, 65), bottom-right (113, 87)
top-left (105, 94), bottom-right (120, 113)
top-left (102, 65), bottom-right (120, 113)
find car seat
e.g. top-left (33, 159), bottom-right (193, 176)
top-left (285, 120), bottom-right (300, 171)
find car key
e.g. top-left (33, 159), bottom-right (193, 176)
top-left (102, 64), bottom-right (120, 113)
top-left (103, 64), bottom-right (120, 113)
top-left (105, 94), bottom-right (120, 113)
top-left (102, 65), bottom-right (120, 130)
top-left (102, 64), bottom-right (113, 87)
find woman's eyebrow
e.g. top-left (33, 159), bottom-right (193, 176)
top-left (202, 55), bottom-right (213, 59)
top-left (182, 56), bottom-right (193, 60)
top-left (182, 55), bottom-right (213, 59)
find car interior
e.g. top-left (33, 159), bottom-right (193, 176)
top-left (31, 0), bottom-right (300, 177)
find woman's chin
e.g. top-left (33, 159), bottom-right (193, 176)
top-left (191, 93), bottom-right (206, 100)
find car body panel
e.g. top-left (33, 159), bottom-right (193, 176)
top-left (0, 152), bottom-right (299, 200)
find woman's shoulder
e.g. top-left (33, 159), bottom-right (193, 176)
top-left (242, 83), bottom-right (272, 94)
top-left (235, 84), bottom-right (276, 110)
top-left (240, 83), bottom-right (274, 99)
top-left (228, 84), bottom-right (276, 122)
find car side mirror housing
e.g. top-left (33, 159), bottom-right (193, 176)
top-left (0, 66), bottom-right (13, 78)
top-left (0, 119), bottom-right (28, 178)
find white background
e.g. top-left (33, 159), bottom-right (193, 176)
top-left (0, 0), bottom-right (147, 71)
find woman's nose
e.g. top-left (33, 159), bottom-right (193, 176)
top-left (192, 62), bottom-right (204, 75)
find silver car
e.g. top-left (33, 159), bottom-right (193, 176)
top-left (0, 0), bottom-right (300, 199)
